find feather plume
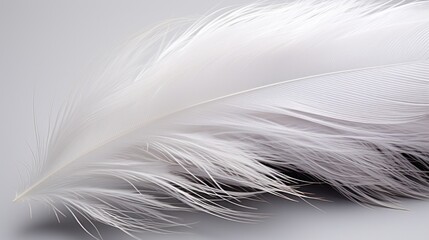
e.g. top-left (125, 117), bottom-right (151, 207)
top-left (15, 0), bottom-right (429, 238)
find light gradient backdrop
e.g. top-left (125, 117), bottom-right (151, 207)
top-left (0, 1), bottom-right (428, 239)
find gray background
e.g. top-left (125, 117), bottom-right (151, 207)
top-left (0, 0), bottom-right (428, 239)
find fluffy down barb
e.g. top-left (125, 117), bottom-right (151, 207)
top-left (16, 0), bottom-right (429, 238)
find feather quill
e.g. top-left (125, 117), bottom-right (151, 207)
top-left (16, 0), bottom-right (429, 238)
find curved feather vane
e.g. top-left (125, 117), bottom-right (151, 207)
top-left (16, 0), bottom-right (429, 238)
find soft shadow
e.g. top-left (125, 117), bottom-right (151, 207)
top-left (19, 213), bottom-right (120, 240)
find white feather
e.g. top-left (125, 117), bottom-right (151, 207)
top-left (16, 0), bottom-right (429, 238)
